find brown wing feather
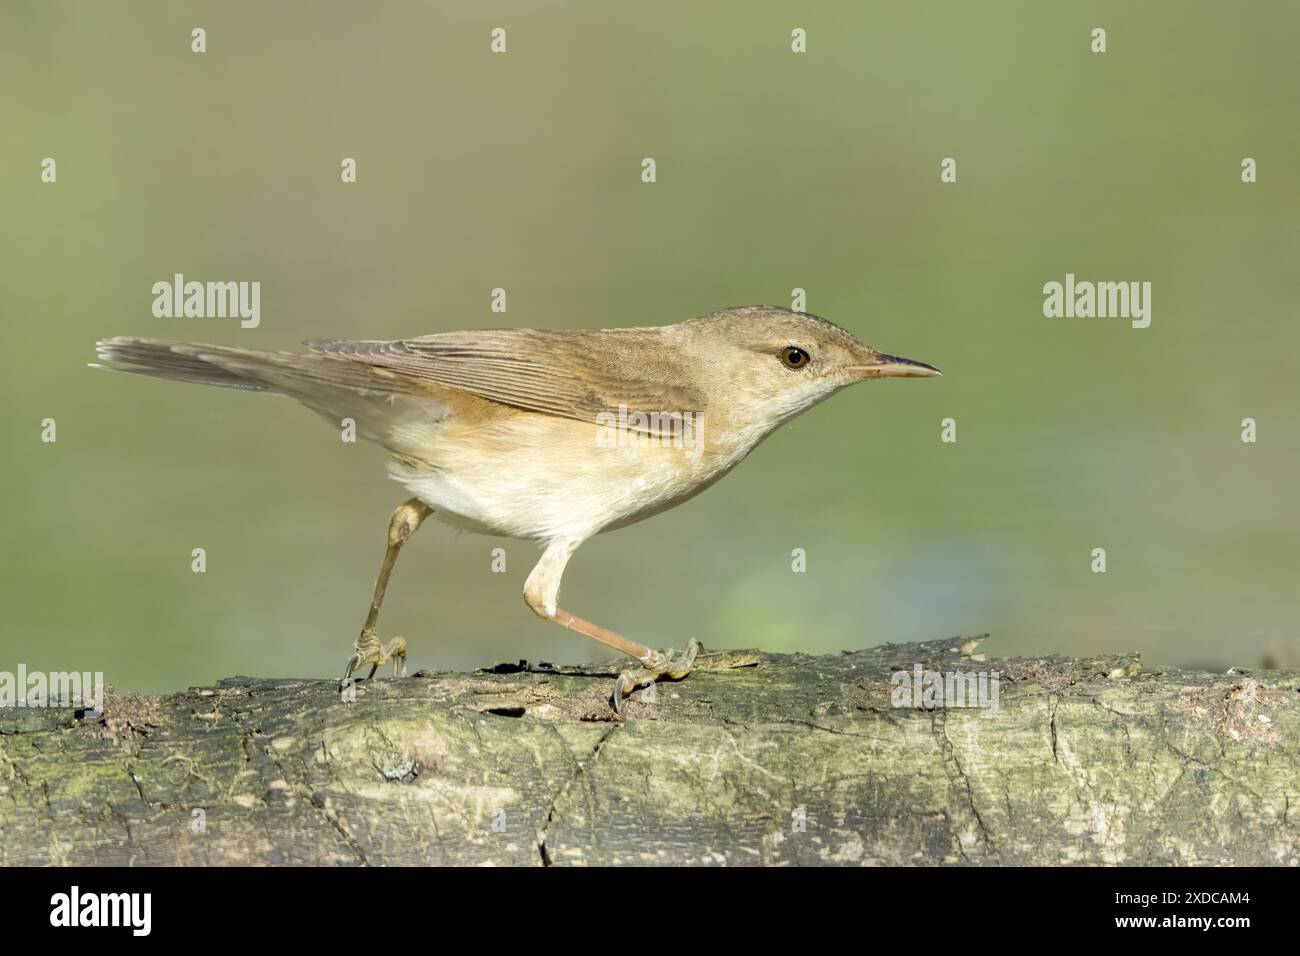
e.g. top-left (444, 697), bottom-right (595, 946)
top-left (305, 328), bottom-right (706, 433)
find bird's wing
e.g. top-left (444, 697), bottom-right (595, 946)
top-left (305, 328), bottom-right (706, 435)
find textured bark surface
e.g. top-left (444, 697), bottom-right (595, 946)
top-left (1, 636), bottom-right (1297, 866)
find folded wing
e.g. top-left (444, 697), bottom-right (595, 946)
top-left (306, 328), bottom-right (706, 435)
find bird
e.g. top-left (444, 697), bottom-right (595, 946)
top-left (92, 305), bottom-right (940, 713)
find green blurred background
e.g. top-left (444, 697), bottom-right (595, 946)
top-left (3, 1), bottom-right (1298, 692)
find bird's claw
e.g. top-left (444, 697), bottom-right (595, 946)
top-left (340, 628), bottom-right (407, 687)
top-left (611, 638), bottom-right (701, 716)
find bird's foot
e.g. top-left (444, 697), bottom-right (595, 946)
top-left (340, 628), bottom-right (407, 686)
top-left (611, 638), bottom-right (701, 716)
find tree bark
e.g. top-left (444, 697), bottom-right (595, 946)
top-left (1, 637), bottom-right (1296, 865)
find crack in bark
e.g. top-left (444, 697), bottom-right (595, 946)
top-left (125, 762), bottom-right (153, 807)
top-left (226, 702), bottom-right (371, 866)
top-left (1049, 694), bottom-right (1059, 762)
top-left (777, 718), bottom-right (876, 738)
top-left (931, 711), bottom-right (993, 857)
top-left (537, 724), bottom-right (620, 866)
top-left (260, 731), bottom-right (370, 866)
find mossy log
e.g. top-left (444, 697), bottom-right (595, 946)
top-left (1, 637), bottom-right (1296, 866)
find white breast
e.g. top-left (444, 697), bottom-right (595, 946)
top-left (386, 411), bottom-right (749, 544)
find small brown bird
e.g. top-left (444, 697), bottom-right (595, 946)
top-left (93, 306), bottom-right (939, 712)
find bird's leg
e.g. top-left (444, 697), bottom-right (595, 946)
top-left (523, 540), bottom-right (701, 715)
top-left (609, 638), bottom-right (700, 713)
top-left (341, 498), bottom-right (432, 685)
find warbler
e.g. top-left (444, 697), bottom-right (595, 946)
top-left (94, 306), bottom-right (940, 712)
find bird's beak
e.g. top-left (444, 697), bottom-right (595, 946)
top-left (851, 353), bottom-right (943, 380)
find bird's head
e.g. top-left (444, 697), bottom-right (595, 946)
top-left (677, 306), bottom-right (940, 432)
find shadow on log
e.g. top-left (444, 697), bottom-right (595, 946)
top-left (1, 637), bottom-right (1296, 865)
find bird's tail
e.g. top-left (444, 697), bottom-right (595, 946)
top-left (91, 337), bottom-right (448, 455)
top-left (92, 337), bottom-right (278, 391)
top-left (91, 336), bottom-right (417, 398)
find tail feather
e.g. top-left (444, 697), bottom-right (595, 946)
top-left (91, 337), bottom-right (450, 457)
top-left (92, 337), bottom-right (415, 397)
top-left (92, 337), bottom-right (272, 391)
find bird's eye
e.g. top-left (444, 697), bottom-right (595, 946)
top-left (779, 346), bottom-right (810, 370)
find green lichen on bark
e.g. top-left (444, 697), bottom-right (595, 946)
top-left (0, 637), bottom-right (1296, 865)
